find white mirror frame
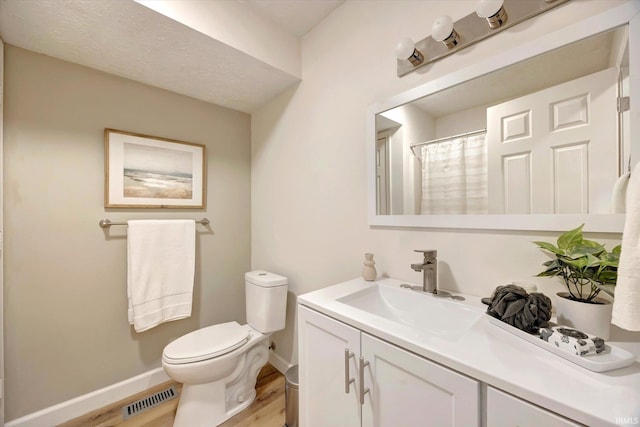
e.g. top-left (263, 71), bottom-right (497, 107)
top-left (368, 1), bottom-right (640, 233)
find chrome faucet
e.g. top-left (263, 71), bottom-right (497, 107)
top-left (411, 249), bottom-right (438, 294)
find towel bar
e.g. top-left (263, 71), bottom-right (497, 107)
top-left (99, 218), bottom-right (210, 228)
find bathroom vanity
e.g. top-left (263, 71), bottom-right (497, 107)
top-left (297, 278), bottom-right (640, 427)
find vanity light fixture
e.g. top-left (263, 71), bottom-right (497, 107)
top-left (431, 15), bottom-right (459, 49)
top-left (476, 0), bottom-right (507, 29)
top-left (395, 37), bottom-right (424, 66)
top-left (396, 0), bottom-right (570, 77)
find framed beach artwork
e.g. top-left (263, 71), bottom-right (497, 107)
top-left (104, 129), bottom-right (206, 208)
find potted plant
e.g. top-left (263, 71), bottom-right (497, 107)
top-left (533, 224), bottom-right (620, 339)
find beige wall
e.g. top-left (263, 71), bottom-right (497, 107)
top-left (3, 46), bottom-right (251, 421)
top-left (252, 0), bottom-right (633, 364)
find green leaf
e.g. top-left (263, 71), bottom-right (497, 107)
top-left (597, 270), bottom-right (618, 283)
top-left (546, 258), bottom-right (563, 269)
top-left (584, 253), bottom-right (603, 267)
top-left (581, 239), bottom-right (603, 248)
top-left (538, 268), bottom-right (561, 276)
top-left (599, 251), bottom-right (620, 267)
top-left (612, 244), bottom-right (622, 255)
top-left (564, 257), bottom-right (588, 268)
top-left (536, 258), bottom-right (563, 276)
top-left (533, 241), bottom-right (563, 255)
top-left (557, 224), bottom-right (584, 250)
top-left (536, 270), bottom-right (561, 277)
top-left (566, 244), bottom-right (604, 259)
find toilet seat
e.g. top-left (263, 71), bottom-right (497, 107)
top-left (163, 321), bottom-right (249, 365)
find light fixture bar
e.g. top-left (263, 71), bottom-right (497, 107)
top-left (397, 0), bottom-right (570, 77)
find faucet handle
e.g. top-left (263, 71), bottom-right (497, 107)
top-left (414, 249), bottom-right (437, 259)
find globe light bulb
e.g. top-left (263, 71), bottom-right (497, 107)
top-left (395, 37), bottom-right (416, 60)
top-left (476, 0), bottom-right (503, 18)
top-left (431, 15), bottom-right (454, 42)
top-left (476, 0), bottom-right (507, 28)
top-left (431, 15), bottom-right (459, 49)
top-left (395, 37), bottom-right (424, 66)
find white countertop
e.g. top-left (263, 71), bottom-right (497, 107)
top-left (298, 277), bottom-right (640, 427)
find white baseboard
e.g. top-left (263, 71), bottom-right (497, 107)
top-left (8, 354), bottom-right (291, 426)
top-left (6, 368), bottom-right (170, 427)
top-left (268, 350), bottom-right (293, 375)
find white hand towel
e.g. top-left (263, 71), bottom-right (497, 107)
top-left (127, 220), bottom-right (196, 332)
top-left (612, 164), bottom-right (640, 331)
top-left (610, 171), bottom-right (631, 213)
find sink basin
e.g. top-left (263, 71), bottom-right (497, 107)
top-left (337, 283), bottom-right (483, 336)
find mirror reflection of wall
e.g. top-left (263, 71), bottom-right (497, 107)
top-left (376, 25), bottom-right (629, 216)
top-left (376, 104), bottom-right (433, 215)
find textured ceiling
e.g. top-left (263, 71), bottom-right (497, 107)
top-left (0, 0), bottom-right (343, 113)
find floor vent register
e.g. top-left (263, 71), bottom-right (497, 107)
top-left (122, 385), bottom-right (178, 420)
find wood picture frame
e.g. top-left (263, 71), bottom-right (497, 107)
top-left (104, 128), bottom-right (206, 208)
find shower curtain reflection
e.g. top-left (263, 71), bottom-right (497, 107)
top-left (420, 133), bottom-right (488, 214)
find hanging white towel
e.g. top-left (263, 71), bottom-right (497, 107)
top-left (610, 171), bottom-right (631, 213)
top-left (612, 164), bottom-right (640, 331)
top-left (127, 220), bottom-right (196, 332)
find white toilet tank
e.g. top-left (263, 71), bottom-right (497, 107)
top-left (245, 270), bottom-right (288, 333)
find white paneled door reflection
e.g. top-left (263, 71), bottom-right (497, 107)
top-left (487, 67), bottom-right (618, 214)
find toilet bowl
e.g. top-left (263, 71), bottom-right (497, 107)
top-left (162, 271), bottom-right (288, 427)
top-left (162, 322), bottom-right (270, 426)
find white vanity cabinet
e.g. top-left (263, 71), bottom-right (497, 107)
top-left (298, 305), bottom-right (480, 427)
top-left (298, 304), bottom-right (361, 427)
top-left (298, 277), bottom-right (639, 426)
top-left (486, 387), bottom-right (582, 427)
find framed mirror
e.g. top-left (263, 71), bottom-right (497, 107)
top-left (367, 2), bottom-right (640, 232)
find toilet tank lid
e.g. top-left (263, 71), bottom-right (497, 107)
top-left (245, 270), bottom-right (288, 287)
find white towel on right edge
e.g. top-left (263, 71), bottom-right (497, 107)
top-left (613, 163), bottom-right (640, 331)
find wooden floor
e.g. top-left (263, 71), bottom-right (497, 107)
top-left (59, 364), bottom-right (285, 427)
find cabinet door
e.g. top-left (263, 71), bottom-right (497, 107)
top-left (298, 306), bottom-right (361, 427)
top-left (361, 333), bottom-right (480, 427)
top-left (486, 387), bottom-right (581, 427)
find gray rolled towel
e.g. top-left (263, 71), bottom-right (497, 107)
top-left (482, 284), bottom-right (552, 333)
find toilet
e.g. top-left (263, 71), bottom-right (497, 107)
top-left (162, 270), bottom-right (288, 427)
